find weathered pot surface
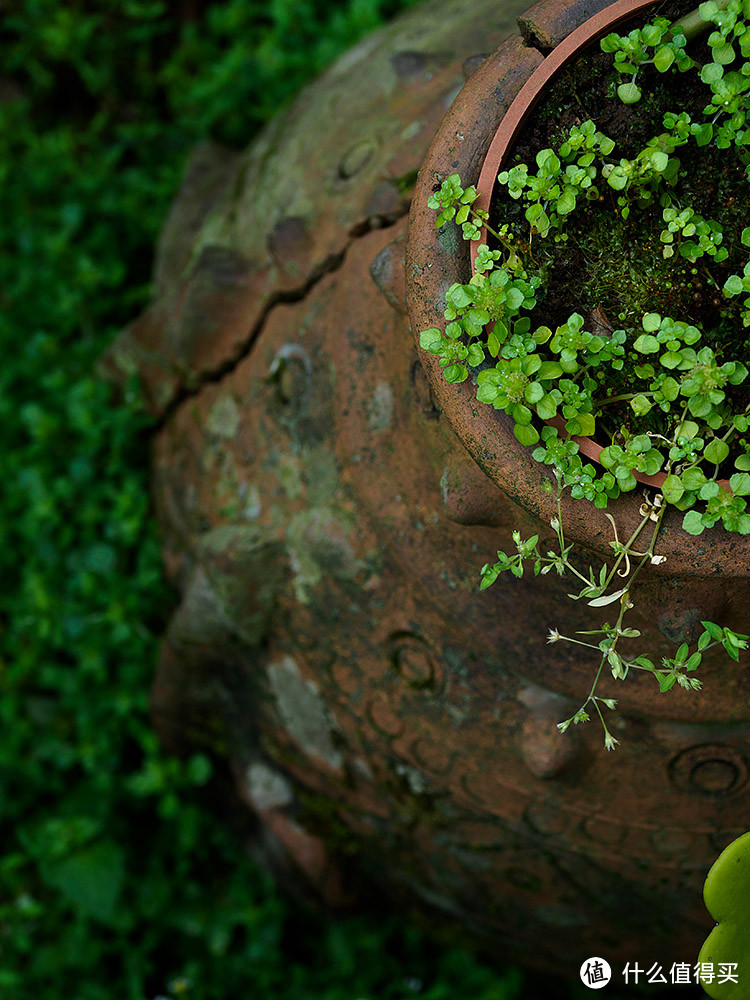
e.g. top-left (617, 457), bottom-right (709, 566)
top-left (108, 0), bottom-right (750, 979)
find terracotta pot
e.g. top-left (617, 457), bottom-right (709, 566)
top-left (108, 0), bottom-right (750, 981)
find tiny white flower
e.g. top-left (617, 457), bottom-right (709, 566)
top-left (604, 732), bottom-right (620, 751)
top-left (547, 628), bottom-right (561, 644)
top-left (550, 516), bottom-right (560, 531)
top-left (650, 553), bottom-right (666, 565)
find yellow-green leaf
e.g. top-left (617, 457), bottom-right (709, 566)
top-left (698, 830), bottom-right (750, 999)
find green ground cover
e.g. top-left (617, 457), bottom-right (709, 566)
top-left (0, 1), bottom-right (638, 996)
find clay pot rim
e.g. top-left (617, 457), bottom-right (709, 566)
top-left (467, 0), bottom-right (737, 493)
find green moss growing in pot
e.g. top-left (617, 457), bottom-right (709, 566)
top-left (419, 0), bottom-right (750, 749)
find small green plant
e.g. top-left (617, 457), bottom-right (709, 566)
top-left (599, 15), bottom-right (693, 104)
top-left (421, 0), bottom-right (750, 748)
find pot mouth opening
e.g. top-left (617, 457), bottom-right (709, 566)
top-left (468, 0), bottom-right (747, 494)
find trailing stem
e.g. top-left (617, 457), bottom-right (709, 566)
top-left (482, 483), bottom-right (747, 748)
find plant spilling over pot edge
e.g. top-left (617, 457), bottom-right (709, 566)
top-left (419, 0), bottom-right (750, 749)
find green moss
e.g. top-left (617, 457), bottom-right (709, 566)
top-left (295, 789), bottom-right (365, 857)
top-left (393, 166), bottom-right (420, 196)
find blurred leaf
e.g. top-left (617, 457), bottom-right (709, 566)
top-left (41, 839), bottom-right (125, 923)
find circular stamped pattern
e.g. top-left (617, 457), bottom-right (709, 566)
top-left (366, 696), bottom-right (405, 738)
top-left (388, 631), bottom-right (445, 695)
top-left (410, 736), bottom-right (455, 776)
top-left (669, 744), bottom-right (748, 796)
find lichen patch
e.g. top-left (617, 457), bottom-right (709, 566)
top-left (267, 655), bottom-right (343, 769)
top-left (206, 393), bottom-right (241, 438)
top-left (367, 379), bottom-right (393, 431)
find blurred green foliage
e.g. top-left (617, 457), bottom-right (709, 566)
top-left (0, 1), bottom-right (638, 997)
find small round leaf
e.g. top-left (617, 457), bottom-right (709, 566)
top-left (662, 475), bottom-right (684, 503)
top-left (617, 81), bottom-right (642, 104)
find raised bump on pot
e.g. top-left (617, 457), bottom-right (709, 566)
top-left (338, 138), bottom-right (379, 179)
top-left (267, 343), bottom-right (313, 407)
top-left (520, 712), bottom-right (578, 779)
top-left (368, 235), bottom-right (407, 314)
top-left (267, 656), bottom-right (345, 771)
top-left (440, 455), bottom-right (515, 526)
